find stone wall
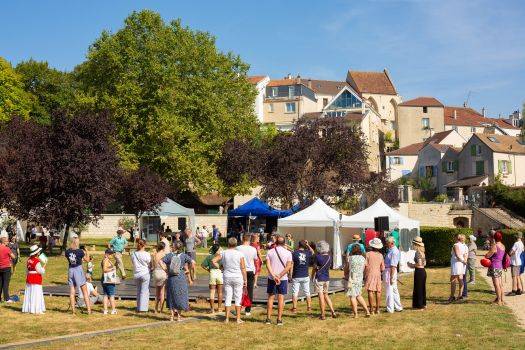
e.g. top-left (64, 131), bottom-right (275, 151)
top-left (82, 214), bottom-right (228, 238)
top-left (398, 202), bottom-right (473, 228)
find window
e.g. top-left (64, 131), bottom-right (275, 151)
top-left (425, 165), bottom-right (435, 177)
top-left (390, 157), bottom-right (403, 165)
top-left (488, 136), bottom-right (499, 143)
top-left (475, 160), bottom-right (484, 176)
top-left (422, 118), bottom-right (430, 128)
top-left (498, 160), bottom-right (512, 175)
top-left (326, 90), bottom-right (362, 109)
top-left (270, 87), bottom-right (278, 97)
top-left (268, 103), bottom-right (274, 113)
top-left (470, 144), bottom-right (482, 156)
top-left (323, 98), bottom-right (328, 107)
top-left (288, 86), bottom-right (295, 98)
top-left (471, 127), bottom-right (476, 133)
top-left (285, 102), bottom-right (296, 113)
top-left (423, 106), bottom-right (428, 113)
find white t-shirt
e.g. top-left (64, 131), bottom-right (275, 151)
top-left (221, 249), bottom-right (245, 279)
top-left (236, 244), bottom-right (257, 272)
top-left (511, 240), bottom-right (524, 266)
top-left (131, 250), bottom-right (152, 278)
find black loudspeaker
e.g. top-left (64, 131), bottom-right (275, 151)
top-left (374, 216), bottom-right (389, 232)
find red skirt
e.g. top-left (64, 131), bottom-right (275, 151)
top-left (254, 259), bottom-right (262, 274)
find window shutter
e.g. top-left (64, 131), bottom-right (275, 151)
top-left (399, 157), bottom-right (404, 165)
top-left (442, 162), bottom-right (447, 172)
top-left (453, 160), bottom-right (459, 171)
top-left (419, 166), bottom-right (424, 177)
top-left (433, 166), bottom-right (438, 177)
top-left (498, 160), bottom-right (503, 173)
top-left (508, 161), bottom-right (512, 174)
top-left (470, 145), bottom-right (476, 156)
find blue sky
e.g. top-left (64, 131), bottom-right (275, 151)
top-left (1, 0), bottom-right (524, 117)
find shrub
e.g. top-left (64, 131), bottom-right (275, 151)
top-left (420, 226), bottom-right (473, 266)
top-left (434, 194), bottom-right (448, 203)
top-left (500, 229), bottom-right (522, 252)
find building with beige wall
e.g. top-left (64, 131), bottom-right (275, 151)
top-left (248, 75), bottom-right (270, 123)
top-left (397, 97), bottom-right (445, 148)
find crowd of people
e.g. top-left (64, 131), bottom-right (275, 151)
top-left (2, 223), bottom-right (523, 327)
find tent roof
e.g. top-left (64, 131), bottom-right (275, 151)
top-left (228, 197), bottom-right (292, 218)
top-left (278, 199), bottom-right (350, 227)
top-left (144, 198), bottom-right (195, 217)
top-left (341, 199), bottom-right (419, 230)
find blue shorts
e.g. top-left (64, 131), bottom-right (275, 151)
top-left (267, 278), bottom-right (288, 295)
top-left (68, 265), bottom-right (87, 288)
top-left (102, 283), bottom-right (116, 296)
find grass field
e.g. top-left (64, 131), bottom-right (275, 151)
top-left (2, 239), bottom-right (525, 349)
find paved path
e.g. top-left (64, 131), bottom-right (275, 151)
top-left (0, 318), bottom-right (198, 349)
top-left (477, 257), bottom-right (525, 329)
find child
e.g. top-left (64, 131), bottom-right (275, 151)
top-left (201, 244), bottom-right (223, 314)
top-left (86, 255), bottom-right (94, 278)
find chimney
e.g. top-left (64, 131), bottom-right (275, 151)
top-left (296, 75), bottom-right (301, 84)
top-left (481, 107), bottom-right (486, 117)
top-left (453, 110), bottom-right (457, 119)
top-left (307, 78), bottom-right (312, 88)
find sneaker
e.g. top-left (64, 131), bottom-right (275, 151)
top-left (265, 318), bottom-right (272, 325)
top-left (111, 309), bottom-right (117, 315)
top-left (276, 319), bottom-right (283, 326)
top-left (245, 312), bottom-right (251, 316)
top-left (6, 299), bottom-right (13, 303)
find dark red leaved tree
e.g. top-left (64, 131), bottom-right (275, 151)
top-left (0, 112), bottom-right (120, 249)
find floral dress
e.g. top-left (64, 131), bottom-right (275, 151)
top-left (346, 255), bottom-right (366, 297)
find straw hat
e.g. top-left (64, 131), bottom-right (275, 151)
top-left (29, 245), bottom-right (42, 257)
top-left (412, 236), bottom-right (424, 247)
top-left (369, 238), bottom-right (383, 249)
top-left (352, 234), bottom-right (361, 241)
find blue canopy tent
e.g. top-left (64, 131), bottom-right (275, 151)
top-left (228, 198), bottom-right (293, 218)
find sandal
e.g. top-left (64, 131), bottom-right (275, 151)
top-left (331, 312), bottom-right (337, 319)
top-left (290, 308), bottom-right (297, 313)
top-left (446, 296), bottom-right (456, 304)
top-left (319, 315), bottom-right (326, 320)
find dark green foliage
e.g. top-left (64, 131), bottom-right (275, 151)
top-left (485, 179), bottom-right (525, 217)
top-left (420, 226), bottom-right (473, 266)
top-left (500, 229), bottom-right (523, 252)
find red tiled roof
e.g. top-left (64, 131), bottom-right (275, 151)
top-left (427, 129), bottom-right (454, 144)
top-left (386, 142), bottom-right (425, 156)
top-left (267, 78), bottom-right (301, 87)
top-left (399, 97), bottom-right (443, 107)
top-left (346, 70), bottom-right (397, 95)
top-left (247, 76), bottom-right (267, 85)
top-left (304, 79), bottom-right (349, 96)
top-left (444, 106), bottom-right (520, 129)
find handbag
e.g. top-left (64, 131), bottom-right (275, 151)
top-left (241, 290), bottom-right (252, 308)
top-left (103, 269), bottom-right (121, 284)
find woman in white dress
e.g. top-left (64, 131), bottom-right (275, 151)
top-left (448, 234), bottom-right (468, 302)
top-left (22, 245), bottom-right (46, 314)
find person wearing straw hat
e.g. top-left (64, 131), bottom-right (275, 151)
top-left (22, 245), bottom-right (46, 314)
top-left (365, 238), bottom-right (385, 315)
top-left (407, 237), bottom-right (427, 310)
top-left (345, 234), bottom-right (366, 256)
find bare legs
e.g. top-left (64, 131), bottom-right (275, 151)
top-left (70, 284), bottom-right (91, 314)
top-left (170, 308), bottom-right (181, 322)
top-left (155, 285), bottom-right (165, 313)
top-left (493, 276), bottom-right (504, 305)
top-left (350, 295), bottom-right (370, 318)
top-left (449, 275), bottom-right (464, 300)
top-left (292, 295), bottom-right (312, 312)
top-left (225, 305), bottom-right (242, 323)
top-left (103, 295), bottom-right (116, 314)
top-left (367, 290), bottom-right (381, 314)
top-left (318, 292), bottom-right (335, 319)
top-left (267, 294), bottom-right (285, 321)
top-left (209, 284), bottom-right (216, 313)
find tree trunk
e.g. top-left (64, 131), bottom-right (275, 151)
top-left (61, 223), bottom-right (70, 252)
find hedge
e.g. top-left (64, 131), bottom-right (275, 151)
top-left (420, 226), bottom-right (473, 266)
top-left (500, 229), bottom-right (523, 252)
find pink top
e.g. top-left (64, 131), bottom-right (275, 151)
top-left (0, 245), bottom-right (12, 269)
top-left (365, 251), bottom-right (385, 277)
top-left (266, 246), bottom-right (292, 281)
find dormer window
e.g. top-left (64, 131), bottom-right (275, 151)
top-left (270, 87), bottom-right (278, 97)
top-left (288, 86), bottom-right (295, 98)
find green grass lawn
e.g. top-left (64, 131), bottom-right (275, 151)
top-left (2, 239), bottom-right (524, 349)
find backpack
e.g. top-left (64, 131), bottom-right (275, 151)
top-left (169, 253), bottom-right (182, 276)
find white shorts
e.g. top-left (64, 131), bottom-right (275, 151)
top-left (291, 277), bottom-right (311, 297)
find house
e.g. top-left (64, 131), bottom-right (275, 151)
top-left (397, 97), bottom-right (445, 148)
top-left (346, 69), bottom-right (402, 137)
top-left (386, 129), bottom-right (466, 181)
top-left (446, 134), bottom-right (525, 193)
top-left (248, 75), bottom-right (270, 123)
top-left (444, 106), bottom-right (521, 139)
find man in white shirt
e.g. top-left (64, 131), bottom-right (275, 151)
top-left (509, 232), bottom-right (524, 296)
top-left (265, 236), bottom-right (292, 326)
top-left (236, 234), bottom-right (257, 315)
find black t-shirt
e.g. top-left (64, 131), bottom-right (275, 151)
top-left (65, 249), bottom-right (84, 268)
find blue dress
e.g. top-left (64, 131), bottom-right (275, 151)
top-left (162, 253), bottom-right (192, 311)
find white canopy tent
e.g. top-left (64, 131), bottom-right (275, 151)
top-left (341, 199), bottom-right (420, 252)
top-left (278, 199), bottom-right (351, 268)
top-left (143, 198), bottom-right (196, 241)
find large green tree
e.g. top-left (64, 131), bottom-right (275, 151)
top-left (75, 10), bottom-right (259, 195)
top-left (0, 57), bottom-right (32, 122)
top-left (15, 59), bottom-right (75, 123)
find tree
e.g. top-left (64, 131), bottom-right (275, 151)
top-left (0, 111), bottom-right (120, 249)
top-left (115, 166), bottom-right (170, 234)
top-left (15, 59), bottom-right (75, 124)
top-left (74, 10), bottom-right (260, 195)
top-left (0, 57), bottom-right (32, 122)
top-left (219, 118), bottom-right (374, 207)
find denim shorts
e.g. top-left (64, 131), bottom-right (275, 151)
top-left (102, 283), bottom-right (116, 296)
top-left (267, 278), bottom-right (288, 295)
top-left (68, 265), bottom-right (86, 288)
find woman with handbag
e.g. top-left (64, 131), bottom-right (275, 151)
top-left (151, 241), bottom-right (168, 314)
top-left (131, 239), bottom-right (151, 312)
top-left (311, 240), bottom-right (336, 320)
top-left (101, 249), bottom-right (118, 315)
